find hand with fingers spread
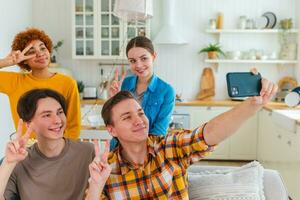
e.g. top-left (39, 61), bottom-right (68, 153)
top-left (5, 119), bottom-right (33, 164)
top-left (0, 45), bottom-right (35, 68)
top-left (109, 68), bottom-right (127, 98)
top-left (89, 140), bottom-right (111, 184)
top-left (249, 68), bottom-right (278, 105)
top-left (85, 140), bottom-right (111, 200)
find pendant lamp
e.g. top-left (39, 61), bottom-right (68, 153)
top-left (113, 0), bottom-right (153, 21)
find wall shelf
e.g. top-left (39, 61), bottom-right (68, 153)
top-left (205, 29), bottom-right (299, 34)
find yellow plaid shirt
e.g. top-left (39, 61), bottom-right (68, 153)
top-left (101, 126), bottom-right (215, 199)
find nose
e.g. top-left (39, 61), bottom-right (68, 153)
top-left (36, 49), bottom-right (44, 57)
top-left (135, 60), bottom-right (143, 69)
top-left (52, 114), bottom-right (62, 124)
top-left (133, 114), bottom-right (143, 126)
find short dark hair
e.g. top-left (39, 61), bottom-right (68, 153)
top-left (101, 91), bottom-right (135, 126)
top-left (17, 89), bottom-right (67, 122)
top-left (126, 36), bottom-right (154, 57)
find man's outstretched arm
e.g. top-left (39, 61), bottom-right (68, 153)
top-left (203, 77), bottom-right (277, 146)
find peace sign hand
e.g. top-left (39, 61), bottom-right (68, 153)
top-left (88, 140), bottom-right (112, 186)
top-left (109, 67), bottom-right (127, 97)
top-left (4, 44), bottom-right (35, 66)
top-left (5, 119), bottom-right (33, 164)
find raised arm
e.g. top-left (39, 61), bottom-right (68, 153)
top-left (109, 68), bottom-right (126, 98)
top-left (85, 140), bottom-right (111, 200)
top-left (0, 120), bottom-right (32, 199)
top-left (203, 77), bottom-right (278, 145)
top-left (0, 45), bottom-right (35, 69)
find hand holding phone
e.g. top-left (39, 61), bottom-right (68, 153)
top-left (226, 72), bottom-right (262, 98)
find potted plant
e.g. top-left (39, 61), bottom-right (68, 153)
top-left (77, 81), bottom-right (85, 99)
top-left (51, 40), bottom-right (64, 63)
top-left (199, 43), bottom-right (225, 59)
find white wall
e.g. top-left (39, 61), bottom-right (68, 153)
top-left (0, 0), bottom-right (33, 157)
top-left (32, 0), bottom-right (298, 100)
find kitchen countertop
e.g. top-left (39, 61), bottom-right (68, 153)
top-left (81, 99), bottom-right (300, 129)
top-left (81, 98), bottom-right (289, 108)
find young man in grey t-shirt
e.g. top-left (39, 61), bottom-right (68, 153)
top-left (0, 89), bottom-right (111, 200)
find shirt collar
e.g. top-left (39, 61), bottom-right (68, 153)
top-left (127, 74), bottom-right (158, 93)
top-left (116, 138), bottom-right (157, 175)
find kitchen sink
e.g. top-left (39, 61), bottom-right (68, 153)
top-left (273, 109), bottom-right (300, 120)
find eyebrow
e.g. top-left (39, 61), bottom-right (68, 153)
top-left (119, 108), bottom-right (143, 117)
top-left (38, 107), bottom-right (63, 116)
top-left (128, 54), bottom-right (147, 60)
top-left (28, 43), bottom-right (45, 50)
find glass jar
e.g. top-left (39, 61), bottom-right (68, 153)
top-left (209, 19), bottom-right (217, 29)
top-left (238, 16), bottom-right (247, 29)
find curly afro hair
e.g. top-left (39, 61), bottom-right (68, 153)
top-left (11, 28), bottom-right (53, 71)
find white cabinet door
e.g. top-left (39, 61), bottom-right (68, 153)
top-left (189, 106), bottom-right (231, 159)
top-left (258, 109), bottom-right (300, 162)
top-left (72, 0), bottom-right (150, 59)
top-left (188, 105), bottom-right (258, 160)
top-left (257, 109), bottom-right (276, 161)
top-left (229, 114), bottom-right (258, 160)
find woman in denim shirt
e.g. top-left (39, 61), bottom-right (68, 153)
top-left (109, 36), bottom-right (175, 149)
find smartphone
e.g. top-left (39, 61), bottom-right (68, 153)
top-left (226, 72), bottom-right (262, 98)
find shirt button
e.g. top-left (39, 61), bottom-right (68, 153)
top-left (146, 188), bottom-right (150, 192)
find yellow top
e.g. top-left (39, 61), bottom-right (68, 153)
top-left (0, 71), bottom-right (81, 140)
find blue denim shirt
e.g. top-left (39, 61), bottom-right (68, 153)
top-left (121, 74), bottom-right (175, 135)
top-left (110, 74), bottom-right (175, 150)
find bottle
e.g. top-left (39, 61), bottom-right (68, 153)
top-left (216, 12), bottom-right (224, 29)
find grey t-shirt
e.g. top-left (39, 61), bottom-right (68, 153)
top-left (4, 139), bottom-right (94, 200)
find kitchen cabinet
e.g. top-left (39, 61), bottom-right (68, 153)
top-left (72, 0), bottom-right (150, 60)
top-left (187, 106), bottom-right (257, 160)
top-left (204, 29), bottom-right (298, 68)
top-left (258, 109), bottom-right (300, 162)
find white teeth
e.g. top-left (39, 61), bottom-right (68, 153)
top-left (50, 127), bottom-right (61, 132)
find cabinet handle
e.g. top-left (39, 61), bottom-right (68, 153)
top-left (277, 134), bottom-right (282, 139)
top-left (268, 112), bottom-right (272, 116)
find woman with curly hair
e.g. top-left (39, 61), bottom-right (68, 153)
top-left (0, 28), bottom-right (81, 140)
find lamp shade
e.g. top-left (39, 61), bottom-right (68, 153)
top-left (113, 0), bottom-right (153, 21)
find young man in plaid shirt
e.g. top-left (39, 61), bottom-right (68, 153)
top-left (98, 75), bottom-right (277, 199)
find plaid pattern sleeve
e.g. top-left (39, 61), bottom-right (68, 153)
top-left (100, 125), bottom-right (216, 199)
top-left (165, 125), bottom-right (216, 168)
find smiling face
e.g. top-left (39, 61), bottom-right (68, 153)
top-left (127, 47), bottom-right (156, 80)
top-left (107, 98), bottom-right (149, 144)
top-left (29, 97), bottom-right (66, 141)
top-left (25, 40), bottom-right (51, 71)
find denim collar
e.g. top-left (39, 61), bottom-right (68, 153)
top-left (128, 74), bottom-right (158, 93)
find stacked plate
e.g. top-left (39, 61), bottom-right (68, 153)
top-left (255, 12), bottom-right (277, 29)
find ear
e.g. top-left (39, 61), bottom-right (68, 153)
top-left (25, 121), bottom-right (36, 132)
top-left (152, 52), bottom-right (157, 61)
top-left (106, 125), bottom-right (117, 137)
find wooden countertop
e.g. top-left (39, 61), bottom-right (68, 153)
top-left (81, 125), bottom-right (106, 131)
top-left (81, 99), bottom-right (300, 129)
top-left (82, 98), bottom-right (289, 108)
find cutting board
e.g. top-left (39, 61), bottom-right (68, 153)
top-left (197, 67), bottom-right (215, 100)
